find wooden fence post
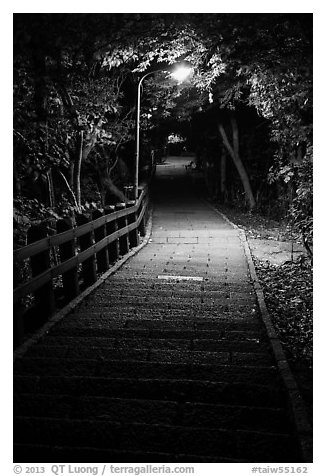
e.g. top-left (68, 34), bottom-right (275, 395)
top-left (137, 185), bottom-right (144, 200)
top-left (124, 185), bottom-right (133, 200)
top-left (27, 223), bottom-right (55, 326)
top-left (92, 209), bottom-right (109, 273)
top-left (144, 198), bottom-right (149, 225)
top-left (57, 217), bottom-right (80, 301)
top-left (104, 205), bottom-right (119, 264)
top-left (126, 200), bottom-right (139, 248)
top-left (76, 213), bottom-right (97, 287)
top-left (13, 261), bottom-right (25, 347)
top-left (138, 195), bottom-right (147, 237)
top-left (115, 202), bottom-right (129, 256)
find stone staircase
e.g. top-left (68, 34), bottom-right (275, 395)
top-left (13, 156), bottom-right (306, 463)
top-left (14, 275), bottom-right (301, 463)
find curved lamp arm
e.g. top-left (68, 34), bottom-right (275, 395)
top-left (134, 64), bottom-right (192, 200)
top-left (134, 70), bottom-right (166, 200)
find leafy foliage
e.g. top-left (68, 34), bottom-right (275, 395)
top-left (186, 14), bottom-right (312, 239)
top-left (255, 258), bottom-right (313, 367)
top-left (288, 148), bottom-right (313, 250)
top-left (14, 13), bottom-right (313, 250)
top-left (220, 203), bottom-right (312, 415)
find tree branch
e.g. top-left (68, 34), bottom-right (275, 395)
top-left (218, 123), bottom-right (236, 160)
top-left (218, 121), bottom-right (256, 210)
top-left (57, 169), bottom-right (80, 211)
top-left (230, 114), bottom-right (239, 157)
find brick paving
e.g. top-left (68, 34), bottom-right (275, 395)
top-left (14, 157), bottom-right (304, 463)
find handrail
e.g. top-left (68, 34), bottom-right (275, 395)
top-left (13, 187), bottom-right (150, 345)
top-left (13, 199), bottom-right (148, 303)
top-left (14, 191), bottom-right (144, 262)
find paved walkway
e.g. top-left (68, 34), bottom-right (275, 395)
top-left (14, 157), bottom-right (303, 463)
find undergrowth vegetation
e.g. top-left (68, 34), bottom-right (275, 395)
top-left (220, 204), bottom-right (313, 417)
top-left (255, 258), bottom-right (312, 368)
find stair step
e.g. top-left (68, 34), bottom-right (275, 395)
top-left (48, 327), bottom-right (264, 341)
top-left (14, 393), bottom-right (291, 433)
top-left (13, 443), bottom-right (247, 463)
top-left (65, 309), bottom-right (264, 333)
top-left (104, 278), bottom-right (254, 292)
top-left (75, 304), bottom-right (259, 319)
top-left (81, 298), bottom-right (257, 311)
top-left (14, 357), bottom-right (279, 384)
top-left (24, 345), bottom-right (274, 366)
top-left (27, 336), bottom-right (270, 354)
top-left (56, 316), bottom-right (262, 330)
top-left (14, 376), bottom-right (285, 407)
top-left (14, 417), bottom-right (300, 462)
top-left (93, 291), bottom-right (256, 303)
top-left (62, 313), bottom-right (263, 329)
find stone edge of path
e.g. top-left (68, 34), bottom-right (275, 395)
top-left (13, 210), bottom-right (154, 363)
top-left (13, 196), bottom-right (312, 461)
top-left (205, 200), bottom-right (313, 463)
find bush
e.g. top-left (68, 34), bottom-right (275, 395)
top-left (289, 147), bottom-right (313, 257)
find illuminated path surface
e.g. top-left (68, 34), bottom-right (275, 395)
top-left (14, 156), bottom-right (306, 463)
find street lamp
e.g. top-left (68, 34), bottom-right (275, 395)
top-left (134, 63), bottom-right (192, 200)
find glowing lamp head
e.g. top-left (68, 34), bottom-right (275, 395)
top-left (170, 65), bottom-right (192, 83)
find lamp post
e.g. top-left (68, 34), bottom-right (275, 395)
top-left (134, 64), bottom-right (192, 200)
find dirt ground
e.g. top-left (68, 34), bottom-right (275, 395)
top-left (248, 238), bottom-right (306, 265)
top-left (213, 203), bottom-right (308, 264)
top-left (215, 204), bottom-right (312, 423)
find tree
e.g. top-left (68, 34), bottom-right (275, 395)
top-left (13, 13), bottom-right (204, 211)
top-left (218, 115), bottom-right (256, 210)
top-left (185, 13), bottom-right (312, 232)
top-left (14, 13), bottom-right (312, 248)
top-left (14, 14), bottom-right (135, 209)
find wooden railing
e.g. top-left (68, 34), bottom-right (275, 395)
top-left (13, 186), bottom-right (150, 346)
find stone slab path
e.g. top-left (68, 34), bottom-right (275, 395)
top-left (14, 157), bottom-right (303, 463)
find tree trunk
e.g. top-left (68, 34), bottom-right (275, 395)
top-left (55, 73), bottom-right (85, 208)
top-left (47, 169), bottom-right (55, 208)
top-left (73, 131), bottom-right (83, 208)
top-left (203, 161), bottom-right (213, 197)
top-left (220, 148), bottom-right (226, 202)
top-left (68, 162), bottom-right (74, 189)
top-left (13, 161), bottom-right (22, 195)
top-left (94, 152), bottom-right (127, 206)
top-left (218, 118), bottom-right (256, 210)
top-left (57, 170), bottom-right (79, 210)
top-left (32, 50), bottom-right (48, 123)
top-left (102, 176), bottom-right (126, 204)
top-left (73, 126), bottom-right (101, 207)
